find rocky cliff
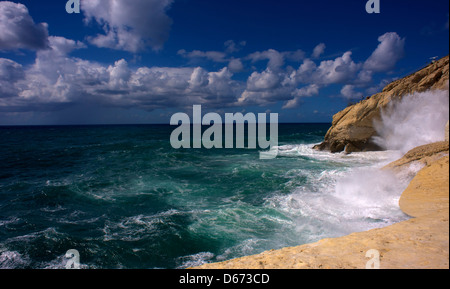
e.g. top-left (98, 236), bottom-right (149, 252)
top-left (314, 55), bottom-right (449, 153)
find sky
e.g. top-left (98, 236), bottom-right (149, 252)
top-left (0, 0), bottom-right (449, 125)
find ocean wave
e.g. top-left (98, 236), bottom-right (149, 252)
top-left (102, 209), bottom-right (185, 242)
top-left (177, 251), bottom-right (215, 269)
top-left (264, 151), bottom-right (412, 240)
top-left (0, 217), bottom-right (20, 228)
top-left (215, 239), bottom-right (260, 263)
top-left (276, 143), bottom-right (401, 165)
top-left (0, 250), bottom-right (30, 269)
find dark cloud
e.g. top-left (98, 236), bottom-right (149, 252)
top-left (0, 1), bottom-right (49, 51)
top-left (0, 58), bottom-right (25, 98)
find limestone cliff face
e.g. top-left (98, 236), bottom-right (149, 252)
top-left (314, 55), bottom-right (449, 153)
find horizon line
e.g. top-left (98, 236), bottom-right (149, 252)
top-left (0, 122), bottom-right (332, 127)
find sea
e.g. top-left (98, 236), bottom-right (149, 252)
top-left (0, 124), bottom-right (415, 269)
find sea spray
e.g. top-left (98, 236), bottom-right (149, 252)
top-left (265, 154), bottom-right (412, 242)
top-left (373, 89), bottom-right (450, 154)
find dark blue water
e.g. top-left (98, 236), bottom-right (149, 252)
top-left (0, 124), bottom-right (409, 269)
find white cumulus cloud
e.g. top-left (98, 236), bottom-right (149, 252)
top-left (364, 32), bottom-right (406, 72)
top-left (82, 0), bottom-right (174, 52)
top-left (0, 1), bottom-right (49, 51)
top-left (340, 85), bottom-right (364, 100)
top-left (312, 43), bottom-right (326, 59)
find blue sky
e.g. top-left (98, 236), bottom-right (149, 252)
top-left (0, 0), bottom-right (448, 125)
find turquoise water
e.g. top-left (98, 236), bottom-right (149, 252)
top-left (0, 124), bottom-right (410, 269)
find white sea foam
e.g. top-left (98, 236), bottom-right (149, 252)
top-left (264, 140), bottom-right (418, 245)
top-left (102, 209), bottom-right (183, 242)
top-left (177, 251), bottom-right (215, 269)
top-left (276, 143), bottom-right (400, 166)
top-left (0, 250), bottom-right (30, 269)
top-left (0, 217), bottom-right (20, 227)
top-left (216, 239), bottom-right (260, 262)
top-left (265, 168), bottom-right (411, 242)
